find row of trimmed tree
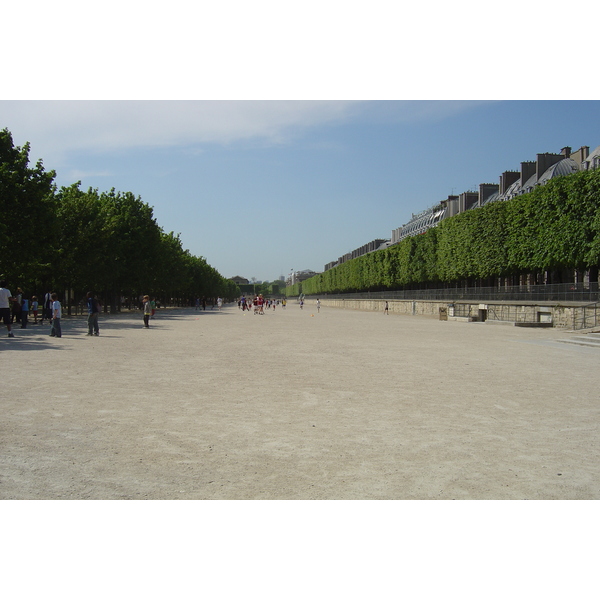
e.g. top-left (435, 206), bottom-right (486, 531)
top-left (293, 167), bottom-right (600, 296)
top-left (0, 128), bottom-right (239, 310)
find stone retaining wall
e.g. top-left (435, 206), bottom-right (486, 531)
top-left (307, 298), bottom-right (577, 328)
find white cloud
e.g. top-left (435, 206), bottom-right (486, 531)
top-left (0, 100), bottom-right (487, 171)
top-left (68, 169), bottom-right (113, 181)
top-left (1, 100), bottom-right (358, 166)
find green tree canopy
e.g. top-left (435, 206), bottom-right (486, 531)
top-left (0, 128), bottom-right (57, 285)
top-left (1, 127), bottom-right (239, 304)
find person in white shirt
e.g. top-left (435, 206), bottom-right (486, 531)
top-left (0, 280), bottom-right (15, 337)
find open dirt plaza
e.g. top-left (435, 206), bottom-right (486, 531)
top-left (1, 301), bottom-right (599, 500)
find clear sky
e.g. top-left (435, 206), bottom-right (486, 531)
top-left (3, 4), bottom-right (598, 284)
top-left (4, 100), bottom-right (599, 282)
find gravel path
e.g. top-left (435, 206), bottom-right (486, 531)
top-left (1, 302), bottom-right (598, 499)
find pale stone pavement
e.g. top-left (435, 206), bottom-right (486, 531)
top-left (1, 302), bottom-right (598, 499)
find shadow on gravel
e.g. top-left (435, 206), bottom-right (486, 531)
top-left (0, 309), bottom-right (229, 351)
top-left (0, 338), bottom-right (63, 351)
top-left (0, 318), bottom-right (124, 349)
top-left (0, 325), bottom-right (65, 351)
top-left (97, 308), bottom-right (226, 320)
top-left (154, 310), bottom-right (227, 319)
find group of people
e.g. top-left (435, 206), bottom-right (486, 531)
top-left (0, 281), bottom-right (71, 338)
top-left (298, 298), bottom-right (321, 312)
top-left (0, 282), bottom-right (151, 338)
top-left (193, 297), bottom-right (225, 311)
top-left (2, 284), bottom-right (322, 340)
top-left (238, 295), bottom-right (287, 314)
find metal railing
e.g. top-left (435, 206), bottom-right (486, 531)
top-left (573, 302), bottom-right (600, 330)
top-left (306, 283), bottom-right (600, 303)
top-left (486, 304), bottom-right (529, 322)
top-left (452, 304), bottom-right (474, 318)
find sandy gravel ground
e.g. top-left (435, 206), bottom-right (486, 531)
top-left (1, 302), bottom-right (598, 499)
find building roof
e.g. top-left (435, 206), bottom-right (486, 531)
top-left (537, 157), bottom-right (580, 185)
top-left (582, 145), bottom-right (600, 170)
top-left (520, 173), bottom-right (538, 195)
top-left (502, 178), bottom-right (522, 200)
top-left (480, 191), bottom-right (499, 206)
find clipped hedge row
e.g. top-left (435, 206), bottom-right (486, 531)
top-left (298, 169), bottom-right (600, 295)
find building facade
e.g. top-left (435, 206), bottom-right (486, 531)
top-left (230, 276), bottom-right (249, 285)
top-left (287, 270), bottom-right (319, 286)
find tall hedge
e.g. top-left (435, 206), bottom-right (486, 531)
top-left (299, 169), bottom-right (600, 295)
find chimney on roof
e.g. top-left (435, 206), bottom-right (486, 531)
top-left (499, 171), bottom-right (519, 195)
top-left (459, 191), bottom-right (479, 213)
top-left (570, 146), bottom-right (590, 164)
top-left (439, 195), bottom-right (457, 206)
top-left (520, 161), bottom-right (536, 187)
top-left (479, 183), bottom-right (499, 205)
top-left (536, 153), bottom-right (563, 180)
top-left (443, 195), bottom-right (459, 217)
top-left (561, 146), bottom-right (572, 158)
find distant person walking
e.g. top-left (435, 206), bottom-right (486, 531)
top-left (0, 280), bottom-right (15, 338)
top-left (384, 301), bottom-right (389, 315)
top-left (143, 295), bottom-right (151, 328)
top-left (86, 292), bottom-right (100, 336)
top-left (316, 299), bottom-right (321, 313)
top-left (49, 293), bottom-right (62, 338)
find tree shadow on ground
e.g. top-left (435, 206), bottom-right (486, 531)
top-left (156, 309), bottom-right (228, 319)
top-left (0, 308), bottom-right (231, 350)
top-left (0, 318), bottom-right (124, 350)
top-left (0, 326), bottom-right (65, 352)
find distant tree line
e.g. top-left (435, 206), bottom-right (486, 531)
top-left (293, 168), bottom-right (600, 296)
top-left (0, 128), bottom-right (239, 310)
top-left (237, 281), bottom-right (285, 297)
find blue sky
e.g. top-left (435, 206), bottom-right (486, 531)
top-left (3, 100), bottom-right (599, 282)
